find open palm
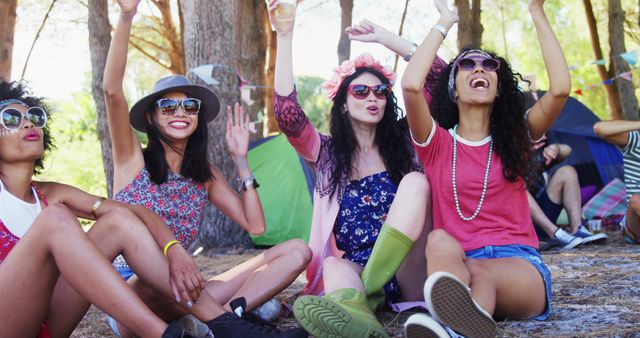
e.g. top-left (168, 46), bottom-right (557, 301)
top-left (225, 103), bottom-right (250, 159)
top-left (117, 0), bottom-right (140, 14)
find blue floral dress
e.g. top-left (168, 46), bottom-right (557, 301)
top-left (333, 171), bottom-right (401, 302)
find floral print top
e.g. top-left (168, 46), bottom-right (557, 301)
top-left (114, 167), bottom-right (208, 248)
top-left (333, 171), bottom-right (397, 265)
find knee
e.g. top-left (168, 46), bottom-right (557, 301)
top-left (555, 165), bottom-right (577, 182)
top-left (629, 194), bottom-right (640, 214)
top-left (282, 238), bottom-right (311, 269)
top-left (35, 203), bottom-right (78, 230)
top-left (425, 229), bottom-right (455, 257)
top-left (94, 206), bottom-right (144, 236)
top-left (397, 172), bottom-right (430, 197)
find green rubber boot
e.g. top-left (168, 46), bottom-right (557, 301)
top-left (361, 224), bottom-right (413, 310)
top-left (293, 288), bottom-right (389, 338)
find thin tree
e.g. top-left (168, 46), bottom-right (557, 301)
top-left (393, 0), bottom-right (410, 72)
top-left (609, 0), bottom-right (638, 120)
top-left (337, 0), bottom-right (354, 63)
top-left (583, 0), bottom-right (622, 120)
top-left (88, 0), bottom-right (115, 197)
top-left (455, 0), bottom-right (482, 50)
top-left (0, 0), bottom-right (17, 81)
top-left (21, 0), bottom-right (58, 80)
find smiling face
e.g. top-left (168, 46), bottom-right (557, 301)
top-left (149, 91), bottom-right (199, 142)
top-left (0, 104), bottom-right (45, 166)
top-left (344, 72), bottom-right (388, 126)
top-left (454, 53), bottom-right (500, 105)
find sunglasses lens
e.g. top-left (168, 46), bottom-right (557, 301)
top-left (458, 58), bottom-right (476, 70)
top-left (2, 108), bottom-right (23, 129)
top-left (482, 58), bottom-right (499, 71)
top-left (372, 85), bottom-right (390, 99)
top-left (350, 85), bottom-right (370, 99)
top-left (182, 99), bottom-right (200, 115)
top-left (26, 107), bottom-right (47, 128)
top-left (158, 99), bottom-right (179, 115)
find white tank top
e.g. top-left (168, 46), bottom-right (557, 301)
top-left (0, 179), bottom-right (41, 238)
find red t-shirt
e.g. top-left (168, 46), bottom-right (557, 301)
top-left (413, 122), bottom-right (538, 252)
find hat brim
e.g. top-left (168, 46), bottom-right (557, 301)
top-left (129, 84), bottom-right (220, 133)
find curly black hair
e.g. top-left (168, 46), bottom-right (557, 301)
top-left (328, 67), bottom-right (415, 198)
top-left (430, 48), bottom-right (535, 183)
top-left (0, 81), bottom-right (54, 175)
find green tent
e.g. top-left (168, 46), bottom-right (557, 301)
top-left (248, 134), bottom-right (313, 246)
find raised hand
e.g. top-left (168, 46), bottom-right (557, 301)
top-left (435, 0), bottom-right (458, 24)
top-left (346, 20), bottom-right (388, 44)
top-left (225, 103), bottom-right (251, 162)
top-left (117, 0), bottom-right (140, 16)
top-left (267, 0), bottom-right (297, 37)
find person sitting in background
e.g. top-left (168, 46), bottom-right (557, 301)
top-left (528, 140), bottom-right (607, 250)
top-left (593, 119), bottom-right (640, 245)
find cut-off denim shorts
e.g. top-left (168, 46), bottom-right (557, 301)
top-left (464, 244), bottom-right (552, 320)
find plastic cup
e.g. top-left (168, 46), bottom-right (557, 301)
top-left (270, 0), bottom-right (297, 31)
top-left (588, 219), bottom-right (602, 234)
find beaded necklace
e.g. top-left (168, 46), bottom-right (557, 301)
top-left (452, 124), bottom-right (493, 221)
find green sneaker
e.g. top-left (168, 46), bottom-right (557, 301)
top-left (293, 288), bottom-right (389, 338)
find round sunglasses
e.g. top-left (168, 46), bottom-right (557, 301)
top-left (456, 56), bottom-right (500, 72)
top-left (155, 98), bottom-right (202, 116)
top-left (1, 106), bottom-right (48, 130)
top-left (348, 84), bottom-right (392, 100)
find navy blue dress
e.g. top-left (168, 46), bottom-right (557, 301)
top-left (333, 171), bottom-right (401, 302)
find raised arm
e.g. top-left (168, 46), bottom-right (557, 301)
top-left (525, 0), bottom-right (571, 140)
top-left (346, 19), bottom-right (416, 59)
top-left (593, 120), bottom-right (640, 147)
top-left (103, 0), bottom-right (144, 190)
top-left (270, 0), bottom-right (295, 96)
top-left (401, 0), bottom-right (457, 143)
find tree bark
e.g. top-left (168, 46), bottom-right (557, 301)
top-left (0, 0), bottom-right (17, 81)
top-left (88, 0), bottom-right (114, 197)
top-left (583, 0), bottom-right (622, 120)
top-left (609, 0), bottom-right (638, 120)
top-left (455, 0), bottom-right (482, 51)
top-left (337, 0), bottom-right (353, 63)
top-left (181, 0), bottom-right (254, 249)
top-left (260, 1), bottom-right (279, 134)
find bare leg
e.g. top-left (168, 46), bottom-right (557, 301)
top-left (546, 166), bottom-right (582, 233)
top-left (527, 191), bottom-right (559, 238)
top-left (626, 194), bottom-right (640, 239)
top-left (0, 204), bottom-right (166, 338)
top-left (322, 257), bottom-right (364, 294)
top-left (393, 172), bottom-right (432, 300)
top-left (203, 239), bottom-right (311, 310)
top-left (424, 230), bottom-right (546, 318)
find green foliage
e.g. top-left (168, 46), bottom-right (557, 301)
top-left (295, 75), bottom-right (332, 133)
top-left (35, 91), bottom-right (107, 197)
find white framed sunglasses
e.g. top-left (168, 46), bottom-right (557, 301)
top-left (1, 106), bottom-right (48, 130)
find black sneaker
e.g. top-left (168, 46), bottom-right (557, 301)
top-left (162, 320), bottom-right (197, 338)
top-left (206, 297), bottom-right (307, 338)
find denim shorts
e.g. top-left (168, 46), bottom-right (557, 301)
top-left (464, 244), bottom-right (552, 320)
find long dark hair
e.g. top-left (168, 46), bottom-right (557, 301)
top-left (0, 81), bottom-right (54, 175)
top-left (328, 67), bottom-right (414, 198)
top-left (430, 48), bottom-right (535, 183)
top-left (143, 105), bottom-right (213, 184)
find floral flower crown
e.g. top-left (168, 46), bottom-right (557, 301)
top-left (321, 53), bottom-right (396, 100)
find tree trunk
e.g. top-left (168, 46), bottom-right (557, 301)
top-left (261, 2), bottom-right (279, 134)
top-left (455, 0), bottom-right (482, 50)
top-left (609, 0), bottom-right (638, 120)
top-left (337, 0), bottom-right (353, 63)
top-left (0, 0), bottom-right (17, 81)
top-left (88, 0), bottom-right (114, 197)
top-left (181, 0), bottom-right (253, 249)
top-left (583, 0), bottom-right (622, 120)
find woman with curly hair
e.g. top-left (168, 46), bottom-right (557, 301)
top-left (267, 0), bottom-right (443, 336)
top-left (400, 0), bottom-right (570, 337)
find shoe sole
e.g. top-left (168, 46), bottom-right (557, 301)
top-left (404, 313), bottom-right (450, 338)
top-left (293, 296), bottom-right (388, 338)
top-left (579, 233), bottom-right (608, 244)
top-left (425, 272), bottom-right (496, 338)
top-left (560, 237), bottom-right (583, 250)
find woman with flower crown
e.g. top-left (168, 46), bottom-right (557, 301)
top-left (400, 0), bottom-right (570, 337)
top-left (267, 1), bottom-right (445, 337)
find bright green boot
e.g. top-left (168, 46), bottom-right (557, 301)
top-left (361, 224), bottom-right (413, 310)
top-left (293, 288), bottom-right (389, 338)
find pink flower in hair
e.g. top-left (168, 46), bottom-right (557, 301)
top-left (321, 52), bottom-right (396, 100)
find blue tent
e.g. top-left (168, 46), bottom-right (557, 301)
top-left (532, 91), bottom-right (623, 191)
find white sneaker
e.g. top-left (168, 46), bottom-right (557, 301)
top-left (424, 271), bottom-right (496, 338)
top-left (405, 313), bottom-right (462, 338)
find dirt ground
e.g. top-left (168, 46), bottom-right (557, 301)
top-left (72, 230), bottom-right (640, 338)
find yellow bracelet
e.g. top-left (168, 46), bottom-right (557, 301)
top-left (163, 239), bottom-right (180, 256)
top-left (91, 197), bottom-right (106, 219)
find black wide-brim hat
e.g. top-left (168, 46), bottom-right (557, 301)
top-left (129, 75), bottom-right (220, 132)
